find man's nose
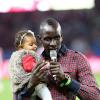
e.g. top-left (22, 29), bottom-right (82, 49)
top-left (50, 39), bottom-right (56, 46)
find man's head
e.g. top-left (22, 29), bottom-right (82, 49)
top-left (39, 18), bottom-right (63, 52)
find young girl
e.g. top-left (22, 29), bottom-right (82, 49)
top-left (9, 30), bottom-right (52, 100)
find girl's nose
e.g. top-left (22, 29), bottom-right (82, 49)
top-left (33, 45), bottom-right (37, 51)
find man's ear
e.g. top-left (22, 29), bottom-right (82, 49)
top-left (37, 35), bottom-right (42, 44)
top-left (61, 33), bottom-right (63, 42)
top-left (37, 35), bottom-right (41, 40)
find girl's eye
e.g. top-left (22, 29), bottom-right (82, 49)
top-left (29, 44), bottom-right (33, 46)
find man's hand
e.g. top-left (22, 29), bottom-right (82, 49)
top-left (27, 61), bottom-right (48, 89)
top-left (49, 61), bottom-right (65, 82)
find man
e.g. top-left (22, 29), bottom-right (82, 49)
top-left (37, 18), bottom-right (100, 100)
top-left (13, 18), bottom-right (100, 100)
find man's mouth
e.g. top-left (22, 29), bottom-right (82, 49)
top-left (48, 48), bottom-right (57, 51)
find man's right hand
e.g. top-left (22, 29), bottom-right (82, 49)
top-left (27, 61), bottom-right (48, 89)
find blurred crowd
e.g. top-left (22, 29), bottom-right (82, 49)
top-left (0, 8), bottom-right (100, 60)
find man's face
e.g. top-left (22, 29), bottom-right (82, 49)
top-left (40, 24), bottom-right (63, 52)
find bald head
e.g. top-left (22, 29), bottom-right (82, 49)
top-left (39, 18), bottom-right (62, 36)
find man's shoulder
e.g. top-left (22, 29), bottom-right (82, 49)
top-left (67, 49), bottom-right (86, 58)
top-left (67, 49), bottom-right (78, 54)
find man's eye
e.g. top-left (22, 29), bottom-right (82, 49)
top-left (55, 37), bottom-right (60, 40)
top-left (44, 38), bottom-right (51, 41)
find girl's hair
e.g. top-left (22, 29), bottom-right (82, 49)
top-left (14, 30), bottom-right (35, 49)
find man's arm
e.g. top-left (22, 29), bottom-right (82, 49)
top-left (75, 52), bottom-right (100, 100)
top-left (51, 52), bottom-right (100, 100)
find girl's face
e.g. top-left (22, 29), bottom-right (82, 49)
top-left (22, 35), bottom-right (37, 51)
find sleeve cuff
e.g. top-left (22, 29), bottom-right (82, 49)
top-left (68, 79), bottom-right (80, 94)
